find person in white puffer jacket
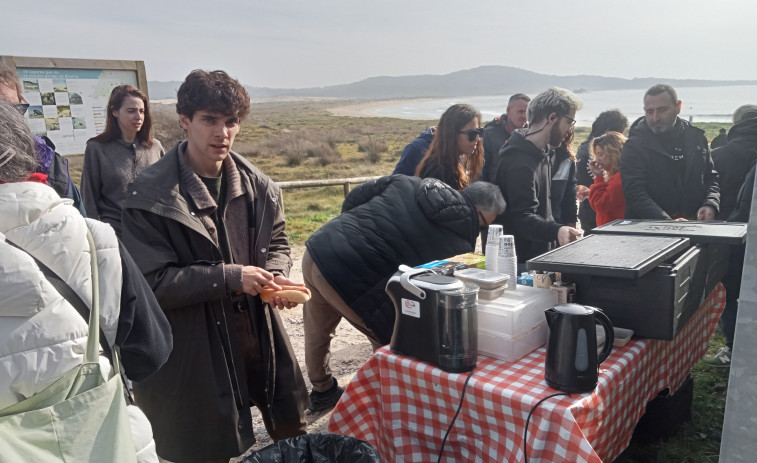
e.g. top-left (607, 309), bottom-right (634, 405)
top-left (0, 99), bottom-right (173, 462)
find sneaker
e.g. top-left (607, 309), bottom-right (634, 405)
top-left (704, 346), bottom-right (731, 368)
top-left (308, 378), bottom-right (344, 413)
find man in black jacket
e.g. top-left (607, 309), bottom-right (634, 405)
top-left (122, 70), bottom-right (308, 462)
top-left (712, 104), bottom-right (757, 219)
top-left (620, 84), bottom-right (719, 220)
top-left (705, 105), bottom-right (757, 368)
top-left (302, 177), bottom-right (505, 411)
top-left (481, 93), bottom-right (530, 182)
top-left (491, 88), bottom-right (583, 264)
top-left (711, 128), bottom-right (727, 150)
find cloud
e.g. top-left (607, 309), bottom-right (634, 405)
top-left (2, 0), bottom-right (756, 88)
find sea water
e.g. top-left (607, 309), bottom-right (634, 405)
top-left (372, 85), bottom-right (757, 127)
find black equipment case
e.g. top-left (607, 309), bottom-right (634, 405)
top-left (527, 234), bottom-right (705, 340)
top-left (591, 220), bottom-right (747, 296)
top-left (559, 245), bottom-right (707, 340)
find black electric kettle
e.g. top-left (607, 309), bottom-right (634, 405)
top-left (544, 304), bottom-right (614, 393)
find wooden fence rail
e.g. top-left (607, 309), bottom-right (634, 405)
top-left (277, 176), bottom-right (382, 197)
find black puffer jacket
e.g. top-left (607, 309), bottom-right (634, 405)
top-left (712, 118), bottom-right (757, 219)
top-left (491, 130), bottom-right (562, 263)
top-left (620, 117), bottom-right (719, 219)
top-left (305, 175), bottom-right (479, 343)
top-left (481, 115), bottom-right (513, 182)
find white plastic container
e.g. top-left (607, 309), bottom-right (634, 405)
top-left (478, 286), bottom-right (507, 301)
top-left (478, 321), bottom-right (548, 362)
top-left (455, 268), bottom-right (509, 290)
top-left (476, 285), bottom-right (558, 337)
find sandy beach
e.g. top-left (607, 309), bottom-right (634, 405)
top-left (327, 98), bottom-right (436, 118)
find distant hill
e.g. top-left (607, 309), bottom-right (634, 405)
top-left (148, 65), bottom-right (757, 100)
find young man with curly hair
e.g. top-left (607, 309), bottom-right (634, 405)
top-left (121, 70), bottom-right (308, 463)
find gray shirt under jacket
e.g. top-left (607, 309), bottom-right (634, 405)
top-left (80, 138), bottom-right (164, 234)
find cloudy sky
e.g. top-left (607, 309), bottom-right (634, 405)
top-left (3, 0), bottom-right (755, 89)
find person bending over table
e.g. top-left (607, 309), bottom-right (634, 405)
top-left (302, 176), bottom-right (505, 412)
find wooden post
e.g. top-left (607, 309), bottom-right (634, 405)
top-left (343, 182), bottom-right (351, 197)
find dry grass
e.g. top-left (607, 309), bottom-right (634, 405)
top-left (358, 136), bottom-right (389, 164)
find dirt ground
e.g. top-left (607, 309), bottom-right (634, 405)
top-left (231, 237), bottom-right (487, 459)
top-left (232, 243), bottom-right (374, 460)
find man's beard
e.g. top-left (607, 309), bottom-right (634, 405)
top-left (549, 123), bottom-right (565, 147)
top-left (648, 117), bottom-right (678, 135)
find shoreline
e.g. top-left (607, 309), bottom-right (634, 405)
top-left (327, 98), bottom-right (437, 118)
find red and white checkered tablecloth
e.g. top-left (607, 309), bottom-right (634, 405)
top-left (329, 285), bottom-right (726, 462)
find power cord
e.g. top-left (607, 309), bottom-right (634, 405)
top-left (436, 367), bottom-right (475, 463)
top-left (523, 392), bottom-right (569, 463)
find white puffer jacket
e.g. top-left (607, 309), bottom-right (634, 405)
top-left (0, 181), bottom-right (158, 462)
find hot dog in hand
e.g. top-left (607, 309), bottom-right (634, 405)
top-left (260, 285), bottom-right (312, 304)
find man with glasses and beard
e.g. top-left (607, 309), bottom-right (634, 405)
top-left (490, 88), bottom-right (583, 265)
top-left (620, 84), bottom-right (719, 220)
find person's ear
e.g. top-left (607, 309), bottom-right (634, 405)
top-left (179, 114), bottom-right (191, 130)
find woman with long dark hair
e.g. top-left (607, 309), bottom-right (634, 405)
top-left (415, 104), bottom-right (484, 190)
top-left (80, 84), bottom-right (163, 234)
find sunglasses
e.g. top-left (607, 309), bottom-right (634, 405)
top-left (459, 127), bottom-right (484, 142)
top-left (14, 103), bottom-right (30, 115)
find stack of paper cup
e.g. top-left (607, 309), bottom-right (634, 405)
top-left (497, 235), bottom-right (518, 290)
top-left (485, 225), bottom-right (503, 272)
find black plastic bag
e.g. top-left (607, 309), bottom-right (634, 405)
top-left (242, 433), bottom-right (382, 463)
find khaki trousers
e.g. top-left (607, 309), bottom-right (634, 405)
top-left (302, 250), bottom-right (383, 392)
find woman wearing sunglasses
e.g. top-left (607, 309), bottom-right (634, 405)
top-left (80, 85), bottom-right (164, 236)
top-left (415, 103), bottom-right (484, 190)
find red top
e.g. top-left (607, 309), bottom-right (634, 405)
top-left (589, 173), bottom-right (625, 226)
top-left (0, 173), bottom-right (48, 185)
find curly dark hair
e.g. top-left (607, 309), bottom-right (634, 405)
top-left (588, 110), bottom-right (628, 138)
top-left (176, 70), bottom-right (250, 121)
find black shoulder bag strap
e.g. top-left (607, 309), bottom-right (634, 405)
top-left (5, 238), bottom-right (113, 362)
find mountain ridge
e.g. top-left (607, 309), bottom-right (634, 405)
top-left (147, 65), bottom-right (757, 100)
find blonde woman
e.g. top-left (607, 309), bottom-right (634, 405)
top-left (587, 131), bottom-right (627, 225)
